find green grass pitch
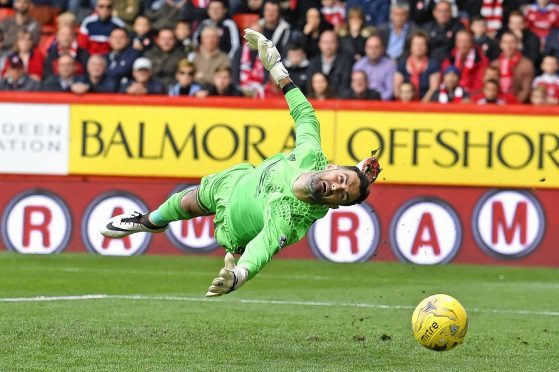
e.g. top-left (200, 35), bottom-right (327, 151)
top-left (0, 253), bottom-right (557, 371)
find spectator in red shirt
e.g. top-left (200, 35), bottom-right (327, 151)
top-left (2, 30), bottom-right (44, 81)
top-left (78, 0), bottom-right (125, 55)
top-left (471, 65), bottom-right (519, 104)
top-left (524, 0), bottom-right (559, 43)
top-left (491, 31), bottom-right (535, 103)
top-left (442, 29), bottom-right (488, 93)
top-left (532, 54), bottom-right (559, 104)
top-left (43, 26), bottom-right (89, 78)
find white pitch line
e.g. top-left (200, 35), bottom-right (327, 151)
top-left (0, 294), bottom-right (558, 317)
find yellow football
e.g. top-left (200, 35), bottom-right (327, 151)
top-left (411, 294), bottom-right (468, 351)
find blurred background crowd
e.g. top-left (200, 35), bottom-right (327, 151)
top-left (0, 0), bottom-right (559, 105)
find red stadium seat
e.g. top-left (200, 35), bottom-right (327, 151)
top-left (0, 8), bottom-right (15, 21)
top-left (232, 13), bottom-right (260, 31)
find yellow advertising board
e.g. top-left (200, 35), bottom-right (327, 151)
top-left (69, 103), bottom-right (559, 188)
top-left (69, 105), bottom-right (336, 177)
top-left (336, 111), bottom-right (559, 188)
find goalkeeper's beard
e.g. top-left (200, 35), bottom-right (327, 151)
top-left (307, 172), bottom-right (326, 203)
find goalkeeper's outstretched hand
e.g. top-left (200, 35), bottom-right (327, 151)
top-left (243, 28), bottom-right (288, 84)
top-left (206, 253), bottom-right (248, 297)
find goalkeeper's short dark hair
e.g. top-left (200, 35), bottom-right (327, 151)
top-left (339, 166), bottom-right (371, 206)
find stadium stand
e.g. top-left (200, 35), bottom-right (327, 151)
top-left (0, 0), bottom-right (557, 105)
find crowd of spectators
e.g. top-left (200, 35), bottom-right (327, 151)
top-left (0, 0), bottom-right (559, 106)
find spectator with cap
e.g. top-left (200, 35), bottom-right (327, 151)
top-left (41, 54), bottom-right (80, 92)
top-left (193, 0), bottom-right (240, 59)
top-left (377, 1), bottom-right (419, 61)
top-left (71, 54), bottom-right (117, 94)
top-left (471, 16), bottom-right (500, 61)
top-left (340, 70), bottom-right (381, 100)
top-left (168, 59), bottom-right (203, 96)
top-left (193, 26), bottom-right (230, 86)
top-left (532, 54), bottom-right (559, 104)
top-left (506, 10), bottom-right (541, 66)
top-left (308, 30), bottom-right (353, 93)
top-left (345, 0), bottom-right (389, 27)
top-left (0, 53), bottom-right (39, 91)
top-left (119, 57), bottom-right (165, 95)
top-left (43, 26), bottom-right (89, 78)
top-left (422, 0), bottom-right (463, 62)
top-left (491, 31), bottom-right (534, 103)
top-left (106, 27), bottom-right (140, 88)
top-left (2, 30), bottom-right (43, 81)
top-left (0, 0), bottom-right (40, 53)
top-left (339, 6), bottom-right (367, 62)
top-left (431, 65), bottom-right (469, 103)
top-left (353, 34), bottom-right (396, 101)
top-left (441, 29), bottom-right (488, 93)
top-left (78, 0), bottom-right (126, 55)
top-left (394, 31), bottom-right (441, 102)
top-left (298, 7), bottom-right (333, 59)
top-left (144, 27), bottom-right (186, 89)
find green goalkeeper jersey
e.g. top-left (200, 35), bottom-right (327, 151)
top-left (208, 88), bottom-right (329, 279)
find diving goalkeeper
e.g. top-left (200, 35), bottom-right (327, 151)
top-left (101, 29), bottom-right (381, 297)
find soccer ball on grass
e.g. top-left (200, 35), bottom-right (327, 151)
top-left (411, 294), bottom-right (468, 351)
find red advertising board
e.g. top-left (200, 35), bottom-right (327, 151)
top-left (1, 175), bottom-right (557, 267)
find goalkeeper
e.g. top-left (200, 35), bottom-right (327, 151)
top-left (101, 29), bottom-right (381, 297)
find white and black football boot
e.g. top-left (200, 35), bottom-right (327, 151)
top-left (100, 211), bottom-right (168, 238)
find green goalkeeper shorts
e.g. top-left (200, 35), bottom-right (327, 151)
top-left (197, 163), bottom-right (254, 253)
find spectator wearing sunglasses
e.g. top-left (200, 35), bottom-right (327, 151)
top-left (168, 59), bottom-right (203, 96)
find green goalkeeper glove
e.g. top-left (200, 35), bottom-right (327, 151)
top-left (243, 28), bottom-right (288, 84)
top-left (206, 253), bottom-right (248, 297)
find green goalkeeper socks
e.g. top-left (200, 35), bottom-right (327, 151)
top-left (149, 189), bottom-right (193, 226)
